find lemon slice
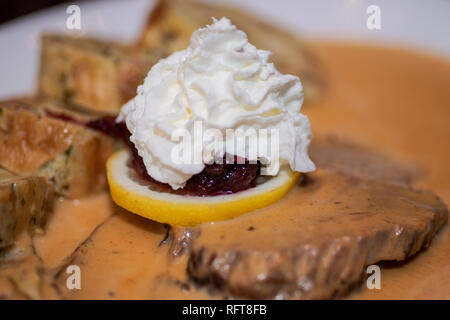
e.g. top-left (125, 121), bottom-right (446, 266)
top-left (106, 150), bottom-right (300, 226)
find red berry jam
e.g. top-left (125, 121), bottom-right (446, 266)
top-left (129, 147), bottom-right (260, 196)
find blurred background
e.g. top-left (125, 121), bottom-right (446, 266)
top-left (0, 0), bottom-right (449, 99)
top-left (0, 0), bottom-right (71, 24)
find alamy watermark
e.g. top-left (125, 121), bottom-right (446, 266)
top-left (169, 121), bottom-right (280, 175)
top-left (366, 5), bottom-right (381, 30)
top-left (366, 264), bottom-right (381, 289)
top-left (66, 5), bottom-right (81, 30)
top-left (66, 264), bottom-right (81, 290)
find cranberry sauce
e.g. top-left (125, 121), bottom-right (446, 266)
top-left (183, 156), bottom-right (260, 196)
top-left (47, 113), bottom-right (261, 196)
top-left (125, 133), bottom-right (261, 196)
top-left (45, 109), bottom-right (85, 126)
top-left (87, 117), bottom-right (130, 141)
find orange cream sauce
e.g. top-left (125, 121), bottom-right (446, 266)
top-left (33, 194), bottom-right (115, 269)
top-left (306, 42), bottom-right (450, 299)
top-left (37, 42), bottom-right (450, 299)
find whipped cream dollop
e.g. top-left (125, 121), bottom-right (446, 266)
top-left (118, 17), bottom-right (315, 189)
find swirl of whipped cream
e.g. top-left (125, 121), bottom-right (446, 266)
top-left (118, 17), bottom-right (315, 190)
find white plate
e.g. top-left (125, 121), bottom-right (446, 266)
top-left (0, 0), bottom-right (449, 99)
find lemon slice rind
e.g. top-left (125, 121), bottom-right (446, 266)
top-left (107, 150), bottom-right (300, 226)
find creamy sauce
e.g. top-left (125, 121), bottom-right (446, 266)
top-left (33, 194), bottom-right (115, 269)
top-left (56, 211), bottom-right (210, 299)
top-left (306, 42), bottom-right (450, 299)
top-left (35, 42), bottom-right (450, 299)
